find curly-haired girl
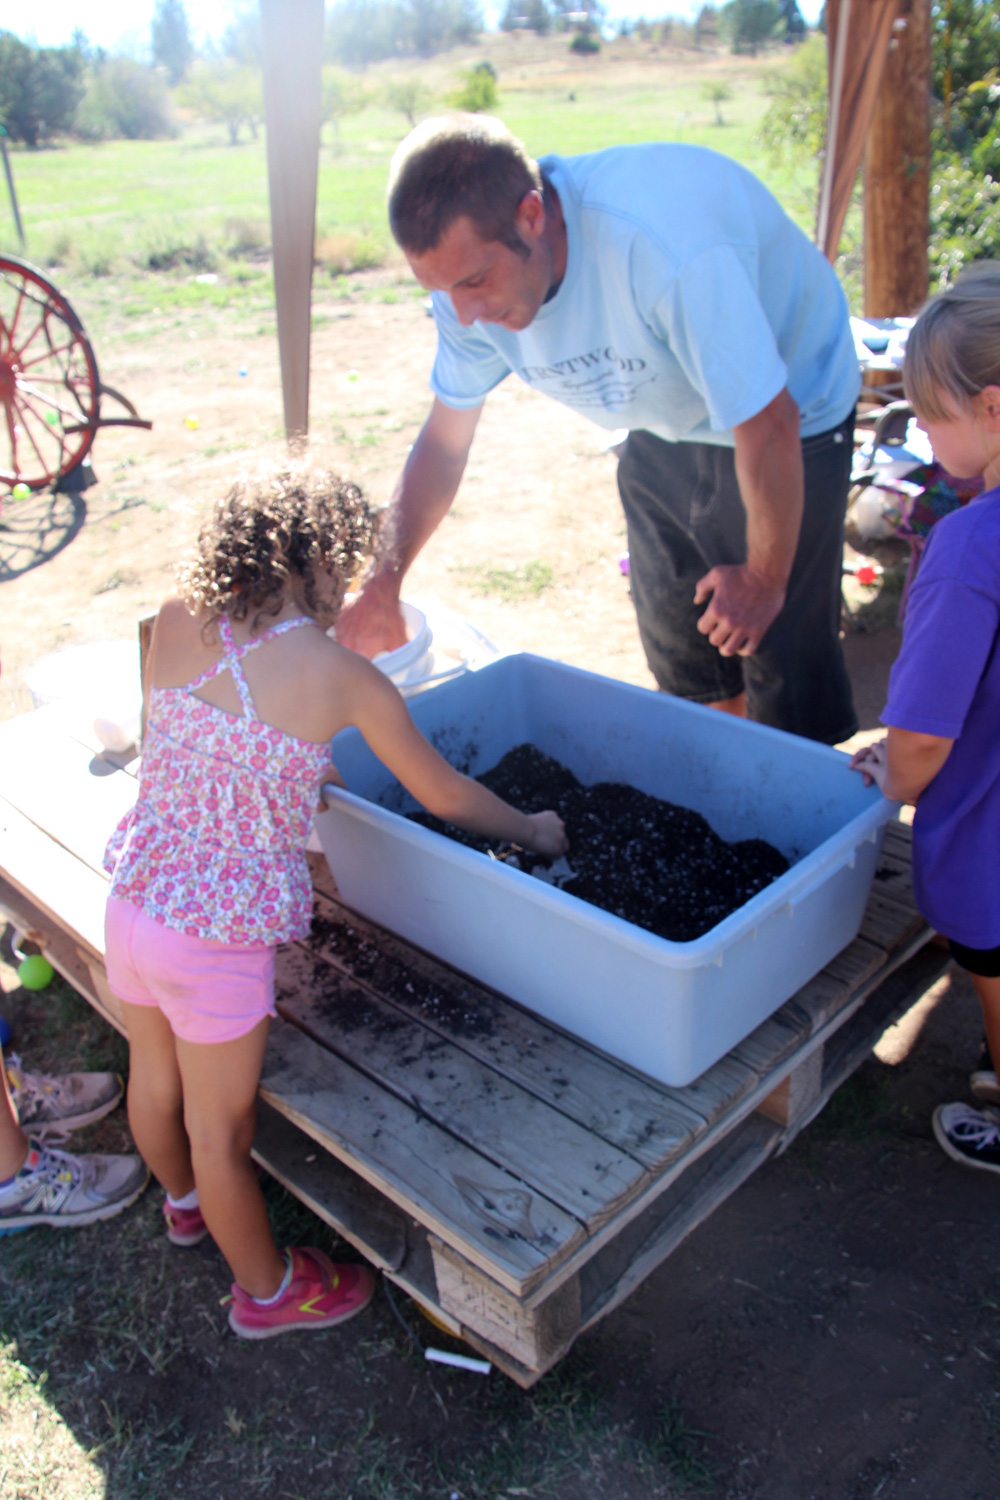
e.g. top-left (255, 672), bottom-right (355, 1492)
top-left (103, 465), bottom-right (567, 1339)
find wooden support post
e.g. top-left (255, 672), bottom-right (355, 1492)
top-left (260, 0), bottom-right (324, 442)
top-left (864, 0), bottom-right (931, 317)
top-left (430, 1237), bottom-right (582, 1373)
top-left (757, 1048), bottom-right (824, 1130)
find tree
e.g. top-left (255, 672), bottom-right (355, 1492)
top-left (0, 34), bottom-right (85, 147)
top-left (385, 76), bottom-right (433, 126)
top-left (778, 0), bottom-right (805, 42)
top-left (449, 61), bottom-right (499, 110)
top-left (151, 0), bottom-right (195, 86)
top-left (179, 60), bottom-right (262, 144)
top-left (500, 0), bottom-right (551, 33)
top-left (720, 0), bottom-right (780, 55)
top-left (933, 0), bottom-right (1000, 124)
top-left (220, 5), bottom-right (262, 66)
top-left (702, 79), bottom-right (733, 124)
top-left (759, 32), bottom-right (826, 161)
top-left (76, 58), bottom-right (173, 140)
top-left (321, 66), bottom-right (368, 136)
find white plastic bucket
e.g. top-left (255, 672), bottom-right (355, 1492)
top-left (24, 641), bottom-right (142, 752)
top-left (371, 601), bottom-right (434, 692)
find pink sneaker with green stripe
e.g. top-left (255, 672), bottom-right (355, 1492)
top-left (227, 1246), bottom-right (376, 1339)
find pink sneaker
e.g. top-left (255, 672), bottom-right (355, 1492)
top-left (163, 1199), bottom-right (209, 1247)
top-left (228, 1246), bottom-right (376, 1340)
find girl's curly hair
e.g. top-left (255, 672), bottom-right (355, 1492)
top-left (177, 465), bottom-right (383, 630)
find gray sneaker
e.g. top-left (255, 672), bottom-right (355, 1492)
top-left (0, 1140), bottom-right (149, 1235)
top-left (6, 1053), bottom-right (124, 1132)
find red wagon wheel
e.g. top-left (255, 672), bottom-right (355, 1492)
top-left (0, 256), bottom-right (101, 492)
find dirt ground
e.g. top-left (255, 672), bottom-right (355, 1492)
top-left (2, 270), bottom-right (1000, 1499)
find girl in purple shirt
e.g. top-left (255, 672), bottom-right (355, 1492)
top-left (852, 263), bottom-right (1000, 1177)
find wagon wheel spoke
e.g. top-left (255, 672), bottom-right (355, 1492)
top-left (0, 255), bottom-right (99, 489)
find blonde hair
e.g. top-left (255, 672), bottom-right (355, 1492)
top-left (178, 463), bottom-right (382, 632)
top-left (904, 261), bottom-right (1000, 421)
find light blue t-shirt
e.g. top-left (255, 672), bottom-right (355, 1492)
top-left (429, 144), bottom-right (860, 445)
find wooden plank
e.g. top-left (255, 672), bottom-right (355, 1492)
top-left (251, 1100), bottom-right (410, 1274)
top-left (0, 711), bottom-right (137, 878)
top-left (304, 890), bottom-right (709, 1171)
top-left (259, 1018), bottom-right (588, 1297)
top-left (275, 945), bottom-right (650, 1231)
top-left (663, 1052), bottom-right (759, 1125)
top-left (858, 890), bottom-right (926, 949)
top-left (430, 1237), bottom-right (582, 1374)
top-left (576, 1113), bottom-right (781, 1336)
top-left (730, 1007), bottom-right (808, 1077)
top-left (817, 943), bottom-right (953, 1105)
top-left (821, 934), bottom-right (890, 987)
top-left (0, 795), bottom-right (110, 958)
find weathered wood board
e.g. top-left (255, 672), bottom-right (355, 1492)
top-left (0, 704), bottom-right (946, 1383)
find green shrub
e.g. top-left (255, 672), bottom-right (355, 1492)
top-left (569, 30), bottom-right (601, 53)
top-left (449, 62), bottom-right (499, 112)
top-left (75, 59), bottom-right (174, 141)
top-left (929, 160), bottom-right (1000, 287)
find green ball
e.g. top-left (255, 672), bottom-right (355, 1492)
top-left (12, 482), bottom-right (30, 500)
top-left (45, 411), bottom-right (60, 426)
top-left (18, 955), bottom-right (54, 991)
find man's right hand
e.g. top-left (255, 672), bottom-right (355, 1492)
top-left (335, 573), bottom-right (408, 658)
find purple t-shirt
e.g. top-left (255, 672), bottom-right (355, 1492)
top-left (882, 483), bottom-right (1000, 946)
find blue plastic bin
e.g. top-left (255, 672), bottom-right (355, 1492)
top-left (317, 654), bottom-right (895, 1086)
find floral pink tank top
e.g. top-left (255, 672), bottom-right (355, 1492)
top-left (104, 615), bottom-right (331, 946)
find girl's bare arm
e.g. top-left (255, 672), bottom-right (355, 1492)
top-left (330, 649), bottom-right (568, 858)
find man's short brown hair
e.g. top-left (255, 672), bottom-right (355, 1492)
top-left (387, 114), bottom-right (542, 258)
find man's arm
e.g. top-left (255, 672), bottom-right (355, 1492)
top-left (336, 397), bottom-right (483, 657)
top-left (693, 386), bottom-right (803, 657)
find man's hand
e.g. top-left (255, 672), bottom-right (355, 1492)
top-left (695, 388), bottom-right (802, 658)
top-left (335, 573), bottom-right (408, 659)
top-left (694, 563), bottom-right (786, 657)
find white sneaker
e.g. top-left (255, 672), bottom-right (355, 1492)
top-left (0, 1140), bottom-right (148, 1235)
top-left (6, 1053), bottom-right (124, 1132)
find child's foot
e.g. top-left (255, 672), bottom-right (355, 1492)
top-left (6, 1053), bottom-right (124, 1133)
top-left (969, 1041), bottom-right (1000, 1106)
top-left (932, 1102), bottom-right (1000, 1176)
top-left (0, 1140), bottom-right (149, 1235)
top-left (228, 1246), bottom-right (376, 1339)
top-left (163, 1199), bottom-right (210, 1247)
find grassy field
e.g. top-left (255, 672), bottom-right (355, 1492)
top-left (0, 34), bottom-right (825, 297)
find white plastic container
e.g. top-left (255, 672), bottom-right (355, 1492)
top-left (25, 640), bottom-right (142, 751)
top-left (317, 654), bottom-right (895, 1086)
top-left (334, 598), bottom-right (500, 699)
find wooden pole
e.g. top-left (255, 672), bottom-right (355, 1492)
top-left (863, 0), bottom-right (931, 317)
top-left (0, 131), bottom-right (26, 247)
top-left (260, 0), bottom-right (324, 442)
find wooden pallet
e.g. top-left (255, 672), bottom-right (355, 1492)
top-left (0, 706), bottom-right (950, 1385)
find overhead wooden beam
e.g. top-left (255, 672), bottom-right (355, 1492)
top-left (864, 0), bottom-right (931, 316)
top-left (260, 0), bottom-right (324, 442)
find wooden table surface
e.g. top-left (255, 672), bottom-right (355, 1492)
top-left (0, 703), bottom-right (949, 1382)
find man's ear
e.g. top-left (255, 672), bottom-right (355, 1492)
top-left (981, 385), bottom-right (1000, 427)
top-left (514, 189), bottom-right (546, 244)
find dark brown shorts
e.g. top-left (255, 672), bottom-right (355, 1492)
top-left (616, 411), bottom-right (858, 745)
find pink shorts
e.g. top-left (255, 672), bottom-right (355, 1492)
top-left (105, 898), bottom-right (277, 1044)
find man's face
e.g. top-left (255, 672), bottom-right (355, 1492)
top-left (406, 205), bottom-right (552, 333)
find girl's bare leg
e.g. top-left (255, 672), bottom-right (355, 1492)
top-left (175, 1018), bottom-right (286, 1300)
top-left (120, 1001), bottom-right (194, 1199)
top-left (970, 972), bottom-right (1000, 1080)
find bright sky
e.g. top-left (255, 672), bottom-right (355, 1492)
top-left (0, 0), bottom-right (824, 53)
